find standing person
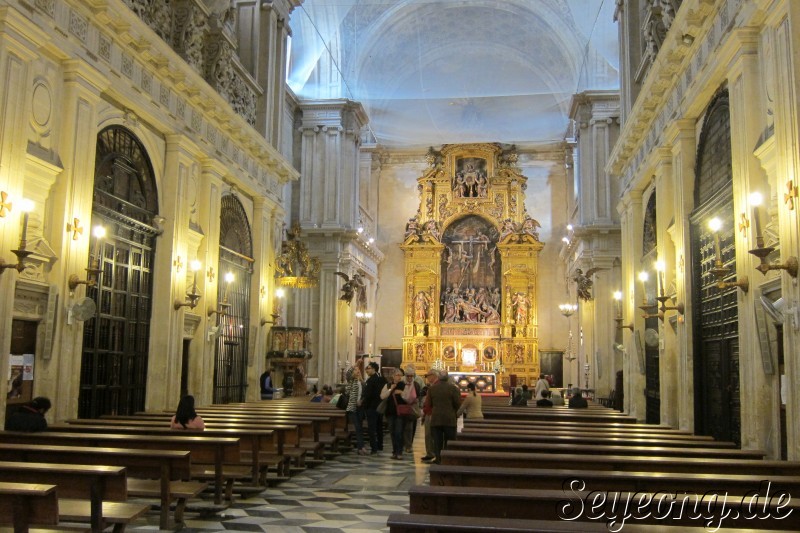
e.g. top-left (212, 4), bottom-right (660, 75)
top-left (362, 362), bottom-right (386, 455)
top-left (457, 382), bottom-right (483, 419)
top-left (568, 387), bottom-right (589, 408)
top-left (402, 366), bottom-right (422, 453)
top-left (534, 373), bottom-right (550, 400)
top-left (420, 369), bottom-right (440, 462)
top-left (260, 369), bottom-right (274, 400)
top-left (346, 360), bottom-right (367, 455)
top-left (4, 396), bottom-right (51, 432)
top-left (427, 371), bottom-right (461, 464)
top-left (170, 395), bottom-right (205, 430)
top-left (381, 368), bottom-right (408, 460)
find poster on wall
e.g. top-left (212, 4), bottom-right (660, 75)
top-left (7, 354), bottom-right (24, 399)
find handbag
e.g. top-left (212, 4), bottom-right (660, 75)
top-left (393, 394), bottom-right (414, 417)
top-left (376, 397), bottom-right (388, 415)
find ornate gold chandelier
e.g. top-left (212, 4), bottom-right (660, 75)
top-left (275, 223), bottom-right (320, 288)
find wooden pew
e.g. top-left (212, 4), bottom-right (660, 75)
top-left (406, 486), bottom-right (800, 530)
top-left (427, 464), bottom-right (800, 495)
top-left (440, 449), bottom-right (800, 476)
top-left (457, 426), bottom-right (715, 442)
top-left (0, 443), bottom-right (206, 530)
top-left (480, 410), bottom-right (637, 423)
top-left (463, 419), bottom-right (700, 435)
top-left (0, 482), bottom-right (59, 532)
top-left (464, 418), bottom-right (689, 433)
top-left (0, 431), bottom-right (239, 505)
top-left (447, 439), bottom-right (766, 459)
top-left (0, 461), bottom-right (149, 532)
top-left (456, 430), bottom-right (736, 449)
top-left (63, 420), bottom-right (294, 481)
top-left (387, 512), bottom-right (780, 532)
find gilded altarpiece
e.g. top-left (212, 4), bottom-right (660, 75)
top-left (401, 144), bottom-right (544, 389)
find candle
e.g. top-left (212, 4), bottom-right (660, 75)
top-left (750, 192), bottom-right (764, 246)
top-left (92, 226), bottom-right (106, 265)
top-left (638, 271), bottom-right (649, 304)
top-left (708, 218), bottom-right (722, 263)
top-left (613, 291), bottom-right (622, 318)
top-left (18, 198), bottom-right (34, 248)
top-left (655, 260), bottom-right (665, 297)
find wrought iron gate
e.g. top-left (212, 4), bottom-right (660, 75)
top-left (213, 195), bottom-right (253, 404)
top-left (79, 126), bottom-right (158, 418)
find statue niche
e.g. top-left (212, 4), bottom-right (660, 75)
top-left (440, 215), bottom-right (501, 324)
top-left (452, 157), bottom-right (488, 198)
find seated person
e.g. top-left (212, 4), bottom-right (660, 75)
top-left (536, 390), bottom-right (553, 407)
top-left (4, 397), bottom-right (51, 432)
top-left (568, 387), bottom-right (588, 408)
top-left (509, 387), bottom-right (526, 406)
top-left (521, 384), bottom-right (533, 405)
top-left (310, 385), bottom-right (324, 402)
top-left (170, 395), bottom-right (205, 429)
top-left (550, 390), bottom-right (565, 406)
top-left (260, 369), bottom-right (274, 400)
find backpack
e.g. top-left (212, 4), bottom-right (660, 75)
top-left (335, 392), bottom-right (349, 410)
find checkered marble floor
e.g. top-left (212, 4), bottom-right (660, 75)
top-left (128, 424), bottom-right (430, 532)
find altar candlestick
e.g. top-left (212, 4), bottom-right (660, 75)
top-left (92, 225), bottom-right (106, 265)
top-left (18, 199), bottom-right (33, 248)
top-left (655, 260), bottom-right (665, 297)
top-left (638, 271), bottom-right (649, 304)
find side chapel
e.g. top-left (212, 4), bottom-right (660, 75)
top-left (400, 144), bottom-right (544, 390)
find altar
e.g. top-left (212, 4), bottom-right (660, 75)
top-left (450, 372), bottom-right (496, 394)
top-left (400, 143), bottom-right (545, 388)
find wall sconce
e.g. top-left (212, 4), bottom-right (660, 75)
top-left (174, 260), bottom-right (202, 310)
top-left (613, 291), bottom-right (633, 331)
top-left (356, 311), bottom-right (373, 324)
top-left (208, 271), bottom-right (234, 318)
top-left (69, 225), bottom-right (106, 290)
top-left (637, 271), bottom-right (659, 318)
top-left (708, 218), bottom-right (749, 292)
top-left (654, 260), bottom-right (684, 320)
top-left (261, 288), bottom-right (285, 326)
top-left (747, 192), bottom-right (799, 278)
top-left (0, 197), bottom-right (34, 274)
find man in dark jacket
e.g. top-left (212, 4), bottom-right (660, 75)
top-left (260, 369), bottom-right (274, 399)
top-left (5, 396), bottom-right (51, 432)
top-left (568, 387), bottom-right (588, 408)
top-left (427, 372), bottom-right (461, 464)
top-left (361, 362), bottom-right (387, 454)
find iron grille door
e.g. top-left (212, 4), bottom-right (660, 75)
top-left (80, 127), bottom-right (157, 418)
top-left (213, 252), bottom-right (252, 404)
top-left (690, 199), bottom-right (741, 445)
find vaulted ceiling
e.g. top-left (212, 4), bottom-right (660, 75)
top-left (288, 0), bottom-right (619, 149)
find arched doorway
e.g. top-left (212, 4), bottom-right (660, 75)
top-left (213, 194), bottom-right (254, 403)
top-left (689, 90), bottom-right (741, 445)
top-left (642, 191), bottom-right (660, 424)
top-left (79, 126), bottom-right (159, 418)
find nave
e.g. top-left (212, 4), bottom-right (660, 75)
top-left (125, 441), bottom-right (423, 533)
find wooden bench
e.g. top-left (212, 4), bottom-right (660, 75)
top-left (387, 512), bottom-right (780, 532)
top-left (464, 418), bottom-right (690, 432)
top-left (480, 410), bottom-right (636, 423)
top-left (0, 461), bottom-right (149, 532)
top-left (456, 430), bottom-right (736, 449)
top-left (427, 464), bottom-right (800, 495)
top-left (447, 439), bottom-right (766, 459)
top-left (0, 431), bottom-right (240, 505)
top-left (0, 443), bottom-right (206, 530)
top-left (0, 482), bottom-right (59, 532)
top-left (440, 449), bottom-right (800, 476)
top-left (406, 486), bottom-right (800, 530)
top-left (457, 426), bottom-right (715, 442)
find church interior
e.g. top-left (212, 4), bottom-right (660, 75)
top-left (1, 0), bottom-right (800, 530)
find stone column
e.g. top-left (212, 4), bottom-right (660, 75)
top-left (767, 1), bottom-right (800, 460)
top-left (194, 161), bottom-right (226, 405)
top-left (146, 134), bottom-right (201, 412)
top-left (49, 61), bottom-right (109, 423)
top-left (667, 119), bottom-right (697, 432)
top-left (653, 147), bottom-right (678, 428)
top-left (728, 33), bottom-right (779, 455)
